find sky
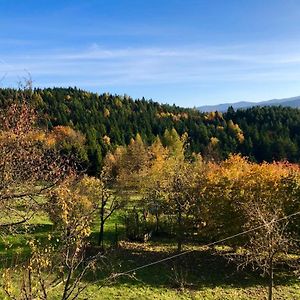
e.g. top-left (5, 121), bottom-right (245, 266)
top-left (1, 0), bottom-right (300, 107)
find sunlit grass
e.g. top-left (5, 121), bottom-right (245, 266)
top-left (0, 203), bottom-right (299, 300)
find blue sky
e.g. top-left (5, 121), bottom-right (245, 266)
top-left (1, 0), bottom-right (300, 107)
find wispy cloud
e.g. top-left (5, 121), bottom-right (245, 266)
top-left (2, 41), bottom-right (300, 89)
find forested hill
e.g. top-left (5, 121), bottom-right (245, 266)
top-left (1, 87), bottom-right (300, 174)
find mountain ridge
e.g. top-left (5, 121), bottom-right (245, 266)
top-left (198, 96), bottom-right (300, 112)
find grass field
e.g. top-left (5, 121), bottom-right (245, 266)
top-left (0, 210), bottom-right (299, 300)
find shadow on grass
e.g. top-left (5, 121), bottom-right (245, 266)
top-left (87, 242), bottom-right (299, 292)
top-left (0, 221), bottom-right (298, 294)
top-left (27, 223), bottom-right (54, 233)
top-left (0, 224), bottom-right (58, 268)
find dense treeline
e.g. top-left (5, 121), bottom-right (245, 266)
top-left (227, 106), bottom-right (300, 162)
top-left (1, 87), bottom-right (300, 174)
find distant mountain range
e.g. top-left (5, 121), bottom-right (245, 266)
top-left (197, 96), bottom-right (300, 112)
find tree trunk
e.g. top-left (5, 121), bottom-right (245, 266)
top-left (98, 220), bottom-right (104, 248)
top-left (28, 268), bottom-right (32, 300)
top-left (155, 211), bottom-right (159, 233)
top-left (177, 208), bottom-right (182, 252)
top-left (98, 205), bottom-right (105, 248)
top-left (98, 192), bottom-right (106, 248)
top-left (61, 267), bottom-right (72, 300)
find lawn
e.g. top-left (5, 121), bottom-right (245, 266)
top-left (0, 210), bottom-right (299, 300)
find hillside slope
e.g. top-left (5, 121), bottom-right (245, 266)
top-left (1, 87), bottom-right (300, 174)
